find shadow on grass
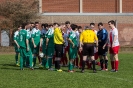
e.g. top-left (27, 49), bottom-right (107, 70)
top-left (2, 63), bottom-right (16, 67)
top-left (0, 67), bottom-right (20, 70)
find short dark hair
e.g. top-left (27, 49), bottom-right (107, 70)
top-left (44, 23), bottom-right (48, 28)
top-left (25, 22), bottom-right (30, 26)
top-left (41, 23), bottom-right (45, 27)
top-left (49, 24), bottom-right (53, 27)
top-left (90, 23), bottom-right (95, 26)
top-left (53, 23), bottom-right (60, 26)
top-left (35, 22), bottom-right (39, 24)
top-left (65, 21), bottom-right (70, 24)
top-left (78, 26), bottom-right (82, 29)
top-left (98, 22), bottom-right (103, 26)
top-left (108, 20), bottom-right (115, 25)
top-left (30, 22), bottom-right (34, 24)
top-left (71, 24), bottom-right (78, 30)
top-left (21, 23), bottom-right (26, 29)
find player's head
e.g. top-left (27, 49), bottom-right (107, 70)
top-left (44, 23), bottom-right (49, 30)
top-left (65, 21), bottom-right (71, 29)
top-left (98, 22), bottom-right (104, 30)
top-left (90, 23), bottom-right (95, 30)
top-left (108, 20), bottom-right (116, 29)
top-left (53, 23), bottom-right (60, 29)
top-left (25, 22), bottom-right (31, 29)
top-left (49, 24), bottom-right (53, 29)
top-left (17, 25), bottom-right (22, 31)
top-left (21, 23), bottom-right (26, 29)
top-left (35, 22), bottom-right (39, 29)
top-left (30, 22), bottom-right (35, 29)
top-left (71, 24), bottom-right (78, 31)
top-left (41, 23), bottom-right (45, 29)
top-left (60, 24), bottom-right (66, 32)
top-left (78, 26), bottom-right (82, 33)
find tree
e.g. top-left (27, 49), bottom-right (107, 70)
top-left (0, 0), bottom-right (40, 45)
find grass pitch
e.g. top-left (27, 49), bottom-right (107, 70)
top-left (0, 53), bottom-right (133, 88)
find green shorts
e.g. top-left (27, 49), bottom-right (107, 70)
top-left (69, 46), bottom-right (77, 59)
top-left (31, 44), bottom-right (39, 54)
top-left (14, 45), bottom-right (20, 53)
top-left (46, 47), bottom-right (54, 57)
top-left (20, 47), bottom-right (32, 57)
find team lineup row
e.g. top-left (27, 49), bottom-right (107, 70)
top-left (13, 20), bottom-right (119, 73)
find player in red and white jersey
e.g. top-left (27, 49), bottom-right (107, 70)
top-left (108, 20), bottom-right (120, 72)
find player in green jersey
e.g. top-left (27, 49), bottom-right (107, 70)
top-left (40, 23), bottom-right (49, 68)
top-left (31, 22), bottom-right (41, 67)
top-left (25, 22), bottom-right (33, 69)
top-left (13, 25), bottom-right (21, 66)
top-left (68, 24), bottom-right (78, 72)
top-left (45, 25), bottom-right (54, 70)
top-left (19, 23), bottom-right (31, 70)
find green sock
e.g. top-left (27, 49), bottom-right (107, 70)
top-left (29, 54), bottom-right (33, 68)
top-left (15, 54), bottom-right (18, 64)
top-left (20, 56), bottom-right (23, 69)
top-left (23, 57), bottom-right (26, 67)
top-left (45, 59), bottom-right (49, 68)
top-left (48, 58), bottom-right (52, 68)
top-left (42, 58), bottom-right (46, 67)
top-left (69, 62), bottom-right (73, 70)
top-left (26, 56), bottom-right (29, 66)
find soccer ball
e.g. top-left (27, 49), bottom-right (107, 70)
top-left (39, 52), bottom-right (44, 58)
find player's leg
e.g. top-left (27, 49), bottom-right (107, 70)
top-left (29, 50), bottom-right (34, 69)
top-left (54, 44), bottom-right (63, 71)
top-left (109, 47), bottom-right (115, 71)
top-left (98, 46), bottom-right (104, 70)
top-left (103, 46), bottom-right (108, 71)
top-left (68, 47), bottom-right (77, 72)
top-left (14, 46), bottom-right (20, 66)
top-left (90, 44), bottom-right (96, 73)
top-left (113, 46), bottom-right (119, 72)
top-left (19, 48), bottom-right (25, 70)
top-left (81, 44), bottom-right (88, 72)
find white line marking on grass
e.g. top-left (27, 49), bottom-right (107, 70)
top-left (95, 74), bottom-right (133, 83)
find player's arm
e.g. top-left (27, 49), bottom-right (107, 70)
top-left (14, 40), bottom-right (20, 48)
top-left (31, 29), bottom-right (36, 48)
top-left (26, 39), bottom-right (29, 51)
top-left (94, 33), bottom-right (98, 51)
top-left (14, 33), bottom-right (20, 48)
top-left (26, 32), bottom-right (29, 51)
top-left (79, 32), bottom-right (83, 52)
top-left (68, 38), bottom-right (74, 48)
top-left (46, 38), bottom-right (49, 45)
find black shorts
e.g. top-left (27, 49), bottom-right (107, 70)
top-left (98, 46), bottom-right (108, 56)
top-left (55, 44), bottom-right (63, 58)
top-left (82, 43), bottom-right (94, 56)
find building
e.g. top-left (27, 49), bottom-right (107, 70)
top-left (0, 0), bottom-right (133, 46)
top-left (39, 0), bottom-right (133, 46)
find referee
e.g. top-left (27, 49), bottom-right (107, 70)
top-left (54, 23), bottom-right (64, 72)
top-left (79, 26), bottom-right (98, 73)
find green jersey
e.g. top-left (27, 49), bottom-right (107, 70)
top-left (14, 30), bottom-right (20, 45)
top-left (26, 29), bottom-right (31, 40)
top-left (46, 28), bottom-right (54, 48)
top-left (31, 28), bottom-right (41, 45)
top-left (19, 29), bottom-right (28, 48)
top-left (68, 31), bottom-right (78, 47)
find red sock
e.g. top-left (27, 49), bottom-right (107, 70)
top-left (115, 60), bottom-right (119, 71)
top-left (111, 61), bottom-right (115, 69)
